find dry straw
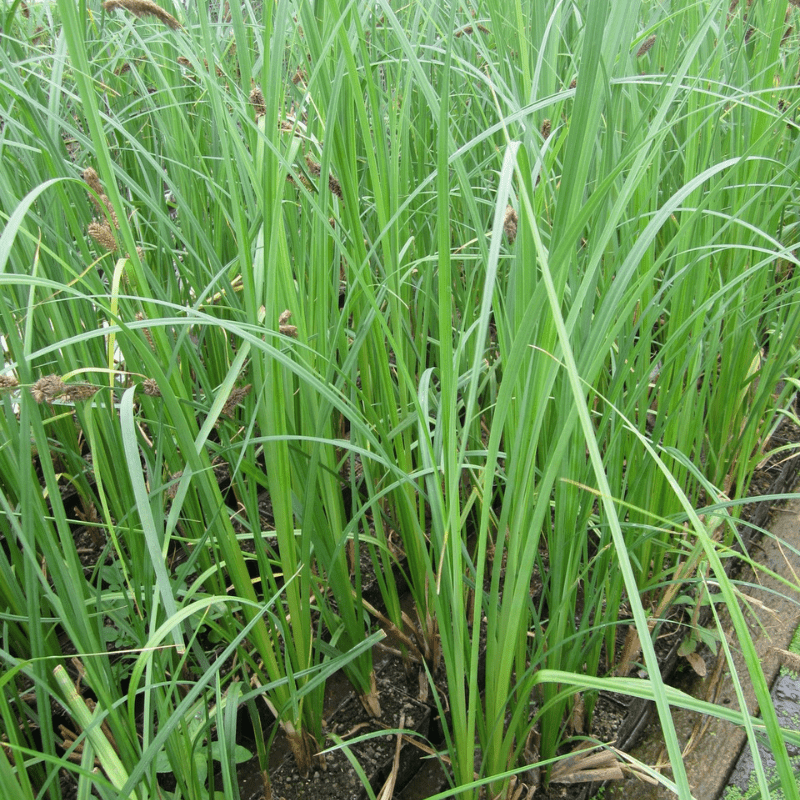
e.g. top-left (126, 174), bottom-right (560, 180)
top-left (102, 0), bottom-right (182, 31)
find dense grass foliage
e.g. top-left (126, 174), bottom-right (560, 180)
top-left (1, 0), bottom-right (799, 798)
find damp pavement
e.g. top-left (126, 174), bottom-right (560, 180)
top-left (603, 491), bottom-right (800, 800)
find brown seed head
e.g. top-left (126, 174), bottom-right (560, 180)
top-left (305, 154), bottom-right (322, 177)
top-left (636, 35), bottom-right (657, 57)
top-left (31, 374), bottom-right (66, 404)
top-left (83, 167), bottom-right (104, 196)
top-left (63, 383), bottom-right (100, 402)
top-left (83, 169), bottom-right (119, 227)
top-left (328, 174), bottom-right (343, 201)
top-left (291, 68), bottom-right (307, 85)
top-left (503, 205), bottom-right (518, 244)
top-left (541, 118), bottom-right (551, 140)
top-left (221, 384), bottom-right (252, 417)
top-left (278, 310), bottom-right (293, 325)
top-left (249, 86), bottom-right (266, 118)
top-left (141, 378), bottom-right (161, 396)
top-left (569, 78), bottom-right (577, 89)
top-left (166, 470), bottom-right (182, 499)
top-left (88, 221), bottom-right (118, 252)
top-left (279, 324), bottom-right (299, 337)
top-left (286, 173), bottom-right (315, 191)
top-left (135, 311), bottom-right (155, 350)
top-left (102, 0), bottom-right (182, 30)
top-left (0, 375), bottom-right (19, 390)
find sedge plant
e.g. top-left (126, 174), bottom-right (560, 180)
top-left (1, 0), bottom-right (800, 799)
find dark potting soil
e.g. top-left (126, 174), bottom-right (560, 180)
top-left (237, 660), bottom-right (430, 800)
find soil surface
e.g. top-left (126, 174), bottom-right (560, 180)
top-left (238, 658), bottom-right (430, 800)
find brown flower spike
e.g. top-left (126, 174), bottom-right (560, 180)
top-left (141, 378), bottom-right (162, 397)
top-left (31, 375), bottom-right (66, 404)
top-left (636, 35), bottom-right (657, 58)
top-left (250, 86), bottom-right (266, 119)
top-left (279, 310), bottom-right (298, 337)
top-left (328, 174), bottom-right (344, 201)
top-left (102, 0), bottom-right (182, 30)
top-left (83, 167), bottom-right (103, 197)
top-left (83, 168), bottom-right (118, 227)
top-left (305, 154), bottom-right (322, 177)
top-left (221, 384), bottom-right (252, 417)
top-left (88, 221), bottom-right (118, 252)
top-left (63, 384), bottom-right (100, 402)
top-left (135, 312), bottom-right (155, 350)
top-left (503, 205), bottom-right (518, 244)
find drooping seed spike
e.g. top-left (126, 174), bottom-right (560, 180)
top-left (102, 0), bottom-right (182, 30)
